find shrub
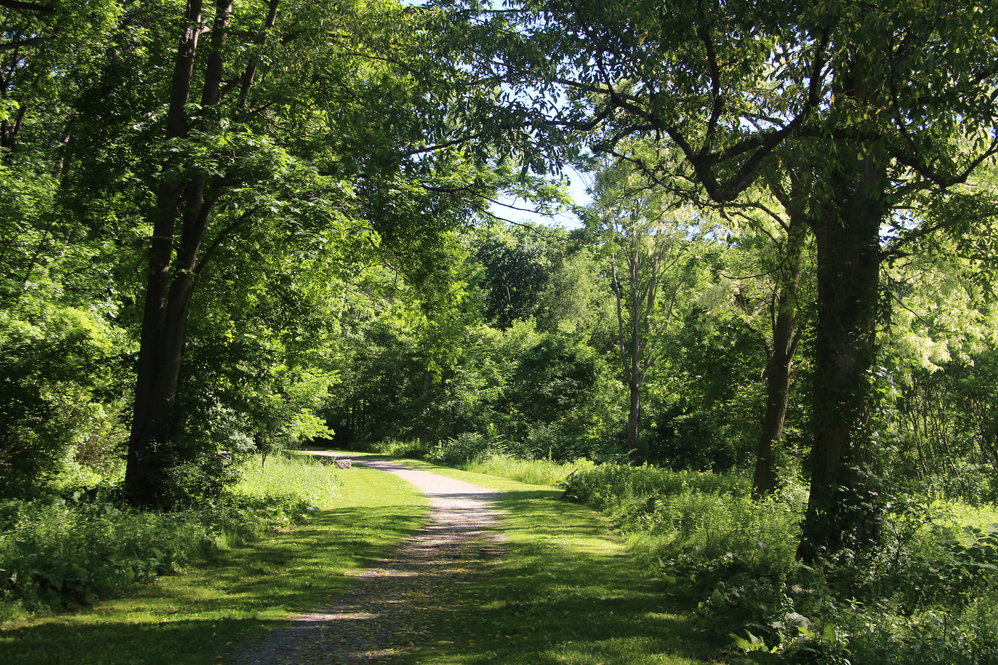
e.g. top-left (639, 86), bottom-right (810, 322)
top-left (843, 588), bottom-right (998, 665)
top-left (0, 302), bottom-right (129, 498)
top-left (0, 499), bottom-right (216, 616)
top-left (0, 453), bottom-right (338, 620)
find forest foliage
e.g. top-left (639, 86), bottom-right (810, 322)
top-left (1, 0), bottom-right (997, 662)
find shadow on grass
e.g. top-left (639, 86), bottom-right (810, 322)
top-left (405, 490), bottom-right (720, 665)
top-left (302, 455), bottom-right (720, 664)
top-left (0, 503), bottom-right (426, 665)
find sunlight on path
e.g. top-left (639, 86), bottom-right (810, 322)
top-left (229, 454), bottom-right (505, 664)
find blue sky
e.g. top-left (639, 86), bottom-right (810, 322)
top-left (488, 165), bottom-right (593, 229)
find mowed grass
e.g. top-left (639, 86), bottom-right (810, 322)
top-left (0, 463), bottom-right (428, 665)
top-left (378, 458), bottom-right (726, 665)
top-left (4, 451), bottom-right (725, 665)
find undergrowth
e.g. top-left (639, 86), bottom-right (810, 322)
top-left (0, 453), bottom-right (338, 622)
top-left (452, 455), bottom-right (998, 665)
top-left (556, 464), bottom-right (998, 665)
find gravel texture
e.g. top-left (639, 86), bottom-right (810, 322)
top-left (229, 454), bottom-right (504, 664)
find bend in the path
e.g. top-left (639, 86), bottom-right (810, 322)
top-left (229, 452), bottom-right (504, 665)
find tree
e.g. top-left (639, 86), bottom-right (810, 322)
top-left (535, 241), bottom-right (612, 342)
top-left (0, 1), bottom-right (132, 494)
top-left (458, 0), bottom-right (998, 558)
top-left (877, 212), bottom-right (998, 500)
top-left (587, 157), bottom-right (704, 459)
top-left (92, 0), bottom-right (520, 506)
top-left (472, 223), bottom-right (556, 329)
top-left (715, 169), bottom-right (815, 496)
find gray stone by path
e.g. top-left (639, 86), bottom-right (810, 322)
top-left (229, 454), bottom-right (505, 664)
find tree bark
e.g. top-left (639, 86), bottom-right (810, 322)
top-left (797, 143), bottom-right (888, 561)
top-left (125, 0), bottom-right (234, 508)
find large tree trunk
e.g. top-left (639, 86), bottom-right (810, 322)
top-left (752, 215), bottom-right (805, 497)
top-left (124, 0), bottom-right (232, 508)
top-left (797, 144), bottom-right (888, 561)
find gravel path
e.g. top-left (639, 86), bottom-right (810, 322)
top-left (229, 454), bottom-right (505, 664)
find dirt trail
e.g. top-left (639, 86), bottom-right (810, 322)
top-left (229, 453), bottom-right (504, 664)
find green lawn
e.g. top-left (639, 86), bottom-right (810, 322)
top-left (2, 454), bottom-right (724, 665)
top-left (0, 465), bottom-right (428, 665)
top-left (376, 458), bottom-right (725, 665)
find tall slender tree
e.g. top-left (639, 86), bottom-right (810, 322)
top-left (718, 173), bottom-right (813, 498)
top-left (117, 0), bottom-right (520, 506)
top-left (588, 158), bottom-right (702, 458)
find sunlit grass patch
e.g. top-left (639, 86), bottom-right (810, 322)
top-left (0, 465), bottom-right (428, 665)
top-left (933, 498), bottom-right (998, 531)
top-left (461, 454), bottom-right (596, 487)
top-left (378, 458), bottom-right (726, 664)
top-left (235, 452), bottom-right (342, 509)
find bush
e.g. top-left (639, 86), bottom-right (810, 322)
top-left (0, 302), bottom-right (129, 498)
top-left (650, 410), bottom-right (747, 471)
top-left (844, 594), bottom-right (998, 665)
top-left (0, 499), bottom-right (220, 617)
top-left (0, 453), bottom-right (338, 620)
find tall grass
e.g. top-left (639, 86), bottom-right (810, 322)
top-left (557, 462), bottom-right (998, 665)
top-left (236, 453), bottom-right (340, 509)
top-left (0, 453), bottom-right (340, 621)
top-left (561, 464), bottom-right (802, 583)
top-left (561, 462), bottom-right (751, 507)
top-left (365, 437), bottom-right (433, 458)
top-left (460, 454), bottom-right (597, 486)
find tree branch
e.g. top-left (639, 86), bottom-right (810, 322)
top-left (0, 1), bottom-right (54, 14)
top-left (696, 0), bottom-right (724, 157)
top-left (0, 36), bottom-right (44, 50)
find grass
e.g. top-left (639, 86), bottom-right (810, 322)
top-left (235, 453), bottom-right (343, 508)
top-left (459, 454), bottom-right (596, 487)
top-left (379, 457), bottom-right (726, 665)
top-left (318, 449), bottom-right (998, 664)
top-left (933, 498), bottom-right (998, 531)
top-left (3, 450), bottom-right (727, 664)
top-left (0, 463), bottom-right (429, 665)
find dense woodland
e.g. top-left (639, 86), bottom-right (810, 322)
top-left (2, 1), bottom-right (998, 663)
